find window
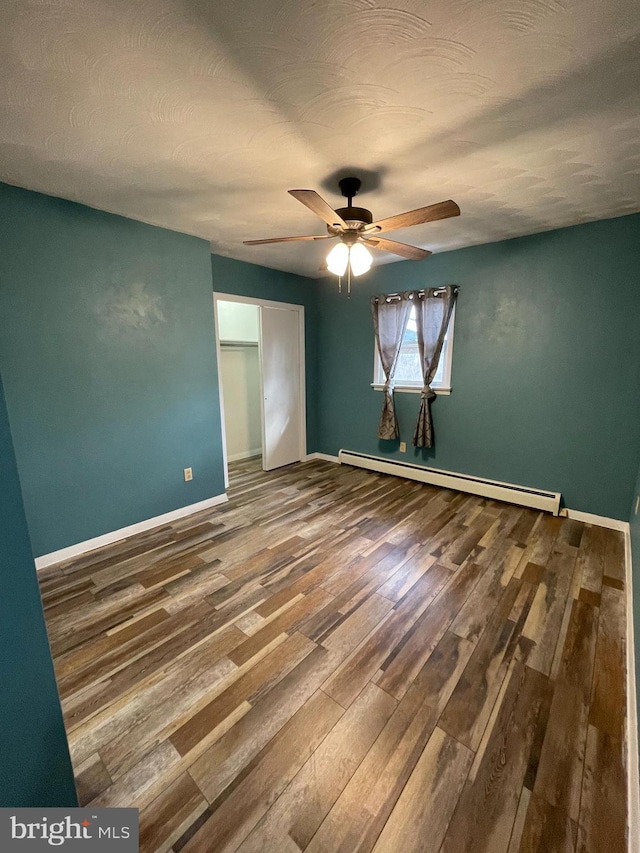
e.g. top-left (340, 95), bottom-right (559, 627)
top-left (372, 304), bottom-right (455, 394)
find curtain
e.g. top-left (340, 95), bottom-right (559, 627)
top-left (413, 285), bottom-right (458, 448)
top-left (371, 293), bottom-right (413, 440)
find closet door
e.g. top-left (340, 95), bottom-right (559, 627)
top-left (259, 305), bottom-right (302, 471)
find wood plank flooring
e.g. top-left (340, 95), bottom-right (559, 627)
top-left (37, 457), bottom-right (629, 852)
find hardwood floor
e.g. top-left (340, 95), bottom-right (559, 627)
top-left (37, 457), bottom-right (629, 852)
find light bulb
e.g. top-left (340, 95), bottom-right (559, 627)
top-left (349, 242), bottom-right (373, 276)
top-left (326, 242), bottom-right (349, 276)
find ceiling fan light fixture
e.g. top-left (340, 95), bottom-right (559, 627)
top-left (349, 242), bottom-right (372, 276)
top-left (326, 241), bottom-right (349, 276)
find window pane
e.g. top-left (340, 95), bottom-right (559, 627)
top-left (433, 349), bottom-right (445, 383)
top-left (394, 344), bottom-right (447, 385)
top-left (405, 305), bottom-right (417, 339)
top-left (374, 301), bottom-right (453, 388)
top-left (395, 349), bottom-right (423, 383)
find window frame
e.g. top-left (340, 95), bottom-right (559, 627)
top-left (371, 304), bottom-right (455, 395)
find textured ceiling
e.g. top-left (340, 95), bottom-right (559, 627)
top-left (1, 0), bottom-right (639, 277)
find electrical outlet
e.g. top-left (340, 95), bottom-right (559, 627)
top-left (399, 442), bottom-right (407, 453)
top-left (184, 467), bottom-right (193, 482)
top-left (635, 495), bottom-right (640, 516)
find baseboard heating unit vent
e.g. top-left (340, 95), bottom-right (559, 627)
top-left (338, 450), bottom-right (561, 515)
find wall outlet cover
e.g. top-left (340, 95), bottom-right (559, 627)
top-left (399, 442), bottom-right (407, 453)
top-left (184, 467), bottom-right (193, 482)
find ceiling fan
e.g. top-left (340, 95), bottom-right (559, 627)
top-left (243, 177), bottom-right (460, 288)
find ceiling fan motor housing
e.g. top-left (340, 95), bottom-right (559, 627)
top-left (335, 206), bottom-right (373, 226)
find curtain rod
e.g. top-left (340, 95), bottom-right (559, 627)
top-left (372, 286), bottom-right (459, 303)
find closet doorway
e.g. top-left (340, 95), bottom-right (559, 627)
top-left (213, 293), bottom-right (306, 486)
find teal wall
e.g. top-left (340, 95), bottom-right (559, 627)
top-left (0, 183), bottom-right (225, 556)
top-left (631, 457), bottom-right (640, 755)
top-left (316, 213), bottom-right (640, 520)
top-left (211, 254), bottom-right (320, 453)
top-left (0, 374), bottom-right (76, 806)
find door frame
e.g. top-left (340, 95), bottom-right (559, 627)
top-left (213, 292), bottom-right (307, 488)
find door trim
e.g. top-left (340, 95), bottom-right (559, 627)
top-left (213, 292), bottom-right (307, 487)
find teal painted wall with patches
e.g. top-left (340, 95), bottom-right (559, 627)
top-left (211, 254), bottom-right (320, 453)
top-left (0, 373), bottom-right (76, 806)
top-left (316, 213), bottom-right (640, 520)
top-left (0, 183), bottom-right (225, 557)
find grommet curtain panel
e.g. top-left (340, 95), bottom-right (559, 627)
top-left (413, 285), bottom-right (458, 448)
top-left (371, 292), bottom-right (413, 440)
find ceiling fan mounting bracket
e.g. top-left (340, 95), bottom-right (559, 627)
top-left (338, 176), bottom-right (361, 201)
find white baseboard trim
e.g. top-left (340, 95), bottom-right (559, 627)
top-left (228, 449), bottom-right (262, 462)
top-left (304, 452), bottom-right (340, 464)
top-left (34, 493), bottom-right (229, 571)
top-left (562, 508), bottom-right (629, 531)
top-left (625, 526), bottom-right (640, 853)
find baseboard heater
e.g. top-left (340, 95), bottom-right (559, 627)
top-left (338, 450), bottom-right (561, 515)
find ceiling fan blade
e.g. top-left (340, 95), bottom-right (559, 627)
top-left (367, 200), bottom-right (460, 234)
top-left (364, 236), bottom-right (432, 261)
top-left (289, 189), bottom-right (348, 229)
top-left (243, 235), bottom-right (332, 245)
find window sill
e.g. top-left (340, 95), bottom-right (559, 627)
top-left (371, 384), bottom-right (451, 396)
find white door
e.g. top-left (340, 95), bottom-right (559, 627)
top-left (259, 305), bottom-right (302, 471)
